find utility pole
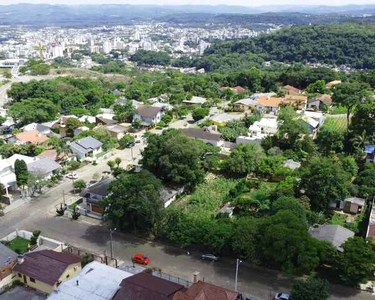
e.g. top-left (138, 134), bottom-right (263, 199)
top-left (109, 228), bottom-right (117, 260)
top-left (234, 258), bottom-right (242, 292)
top-left (62, 190), bottom-right (66, 207)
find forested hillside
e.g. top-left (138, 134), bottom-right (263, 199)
top-left (178, 23), bottom-right (375, 71)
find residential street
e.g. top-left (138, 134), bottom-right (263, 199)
top-left (0, 145), bottom-right (373, 300)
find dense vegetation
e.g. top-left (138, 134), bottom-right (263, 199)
top-left (174, 23), bottom-right (375, 70)
top-left (130, 50), bottom-right (171, 66)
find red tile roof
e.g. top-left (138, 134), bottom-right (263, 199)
top-left (173, 281), bottom-right (240, 300)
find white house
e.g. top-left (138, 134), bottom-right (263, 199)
top-left (133, 105), bottom-right (163, 127)
top-left (27, 158), bottom-right (61, 179)
top-left (0, 159), bottom-right (16, 197)
top-left (248, 117), bottom-right (278, 139)
top-left (70, 136), bottom-right (103, 161)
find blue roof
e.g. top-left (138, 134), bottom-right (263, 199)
top-left (365, 145), bottom-right (375, 154)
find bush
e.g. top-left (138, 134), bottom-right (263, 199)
top-left (30, 230), bottom-right (41, 246)
top-left (67, 160), bottom-right (81, 170)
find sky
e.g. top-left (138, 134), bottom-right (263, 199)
top-left (1, 0), bottom-right (375, 6)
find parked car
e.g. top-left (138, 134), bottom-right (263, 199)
top-left (201, 254), bottom-right (219, 262)
top-left (66, 172), bottom-right (78, 179)
top-left (132, 253), bottom-right (150, 265)
top-left (274, 293), bottom-right (291, 300)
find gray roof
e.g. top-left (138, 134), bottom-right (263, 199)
top-left (82, 178), bottom-right (113, 203)
top-left (344, 197), bottom-right (366, 206)
top-left (283, 159), bottom-right (301, 170)
top-left (27, 158), bottom-right (61, 175)
top-left (160, 187), bottom-right (179, 203)
top-left (235, 98), bottom-right (258, 107)
top-left (70, 136), bottom-right (103, 154)
top-left (309, 225), bottom-right (354, 252)
top-left (0, 243), bottom-right (17, 267)
top-left (136, 105), bottom-right (162, 118)
top-left (180, 128), bottom-right (222, 142)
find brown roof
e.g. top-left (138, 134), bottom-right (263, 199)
top-left (113, 272), bottom-right (184, 300)
top-left (180, 128), bottom-right (222, 142)
top-left (283, 85), bottom-right (301, 94)
top-left (137, 105), bottom-right (162, 118)
top-left (38, 149), bottom-right (64, 161)
top-left (309, 94), bottom-right (332, 105)
top-left (16, 130), bottom-right (49, 144)
top-left (326, 80), bottom-right (341, 88)
top-left (256, 96), bottom-right (283, 108)
top-left (172, 281), bottom-right (239, 300)
top-left (96, 117), bottom-right (118, 125)
top-left (13, 250), bottom-right (81, 286)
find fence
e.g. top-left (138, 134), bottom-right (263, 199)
top-left (152, 270), bottom-right (193, 288)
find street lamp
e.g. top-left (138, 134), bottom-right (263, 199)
top-left (109, 228), bottom-right (117, 260)
top-left (234, 258), bottom-right (242, 292)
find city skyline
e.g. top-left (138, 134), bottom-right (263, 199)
top-left (1, 0), bottom-right (375, 6)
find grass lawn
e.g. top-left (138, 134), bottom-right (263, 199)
top-left (5, 237), bottom-right (29, 254)
top-left (329, 105), bottom-right (347, 115)
top-left (323, 116), bottom-right (347, 133)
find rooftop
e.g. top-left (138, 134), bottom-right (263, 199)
top-left (136, 105), bottom-right (163, 118)
top-left (181, 128), bottom-right (222, 142)
top-left (309, 225), bottom-right (354, 252)
top-left (15, 130), bottom-right (49, 144)
top-left (48, 261), bottom-right (133, 300)
top-left (13, 250), bottom-right (81, 286)
top-left (70, 136), bottom-right (103, 154)
top-left (0, 243), bottom-right (17, 267)
top-left (173, 281), bottom-right (239, 300)
top-left (27, 158), bottom-right (61, 175)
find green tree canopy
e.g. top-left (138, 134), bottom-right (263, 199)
top-left (291, 275), bottom-right (330, 300)
top-left (14, 159), bottom-right (29, 188)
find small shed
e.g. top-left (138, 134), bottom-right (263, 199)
top-left (343, 197), bottom-right (366, 214)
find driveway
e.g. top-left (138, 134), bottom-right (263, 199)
top-left (0, 286), bottom-right (46, 300)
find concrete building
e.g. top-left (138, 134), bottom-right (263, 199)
top-left (70, 136), bottom-right (103, 161)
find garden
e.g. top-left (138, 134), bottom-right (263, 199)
top-left (322, 116), bottom-right (347, 133)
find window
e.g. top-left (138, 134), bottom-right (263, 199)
top-left (66, 274), bottom-right (70, 279)
top-left (30, 277), bottom-right (36, 283)
top-left (18, 273), bottom-right (22, 278)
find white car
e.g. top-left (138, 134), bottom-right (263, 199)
top-left (274, 293), bottom-right (291, 300)
top-left (66, 172), bottom-right (78, 179)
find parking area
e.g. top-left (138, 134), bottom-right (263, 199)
top-left (0, 286), bottom-right (46, 300)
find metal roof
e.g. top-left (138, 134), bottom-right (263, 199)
top-left (27, 158), bottom-right (61, 175)
top-left (309, 225), bottom-right (354, 252)
top-left (0, 243), bottom-right (17, 267)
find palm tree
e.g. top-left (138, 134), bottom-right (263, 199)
top-left (351, 130), bottom-right (375, 160)
top-left (34, 43), bottom-right (46, 61)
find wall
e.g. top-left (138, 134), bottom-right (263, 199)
top-left (15, 272), bottom-right (55, 294)
top-left (58, 262), bottom-right (81, 283)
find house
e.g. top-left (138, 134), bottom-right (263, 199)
top-left (81, 178), bottom-right (112, 215)
top-left (38, 149), bottom-right (65, 163)
top-left (7, 154), bottom-right (36, 168)
top-left (283, 159), bottom-right (301, 170)
top-left (281, 85), bottom-right (301, 95)
top-left (248, 116), bottom-right (278, 138)
top-left (309, 225), bottom-right (354, 252)
top-left (113, 272), bottom-right (185, 300)
top-left (172, 280), bottom-right (241, 300)
top-left (73, 126), bottom-right (90, 136)
top-left (365, 145), bottom-right (375, 163)
top-left (27, 158), bottom-right (61, 179)
top-left (133, 105), bottom-right (163, 127)
top-left (299, 115), bottom-right (320, 136)
top-left (180, 127), bottom-right (223, 147)
top-left (0, 243), bottom-right (17, 290)
top-left (182, 96), bottom-right (207, 105)
top-left (50, 116), bottom-right (79, 138)
top-left (78, 115), bottom-right (96, 124)
top-left (256, 96), bottom-right (282, 113)
top-left (22, 123), bottom-right (52, 136)
top-left (48, 261), bottom-right (133, 300)
top-left (209, 113), bottom-right (244, 126)
top-left (13, 250), bottom-right (81, 294)
top-left (296, 110), bottom-right (325, 126)
top-left (96, 116), bottom-right (118, 126)
top-left (307, 94), bottom-right (333, 110)
top-left (105, 124), bottom-right (129, 140)
top-left (326, 80), bottom-right (341, 89)
top-left (70, 136), bottom-right (103, 161)
top-left (15, 130), bottom-right (49, 145)
top-left (282, 95), bottom-right (308, 110)
top-left (233, 98), bottom-right (258, 112)
top-left (160, 186), bottom-right (184, 208)
top-left (343, 197), bottom-right (366, 214)
top-left (0, 159), bottom-right (17, 197)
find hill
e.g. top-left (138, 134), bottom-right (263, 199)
top-left (185, 23), bottom-right (375, 71)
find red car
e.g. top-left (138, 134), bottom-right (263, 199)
top-left (132, 253), bottom-right (150, 265)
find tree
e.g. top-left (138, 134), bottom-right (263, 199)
top-left (316, 127), bottom-right (344, 155)
top-left (142, 130), bottom-right (214, 189)
top-left (107, 160), bottom-right (115, 170)
top-left (14, 159), bottom-right (29, 189)
top-left (192, 107), bottom-right (209, 122)
top-left (65, 118), bottom-right (82, 131)
top-left (332, 82), bottom-right (370, 133)
top-left (354, 165), bottom-right (375, 199)
top-left (336, 237), bottom-right (375, 286)
top-left (115, 157), bottom-right (122, 167)
top-left (223, 144), bottom-right (264, 176)
top-left (306, 80), bottom-right (328, 94)
top-left (291, 275), bottom-right (330, 300)
top-left (9, 98), bottom-right (58, 126)
top-left (73, 180), bottom-right (86, 192)
top-left (299, 157), bottom-right (351, 212)
top-left (113, 101), bottom-right (135, 123)
top-left (351, 99), bottom-right (375, 137)
top-left (231, 217), bottom-right (258, 260)
top-left (118, 134), bottom-right (135, 149)
top-left (100, 170), bottom-right (163, 233)
top-left (3, 69), bottom-right (11, 79)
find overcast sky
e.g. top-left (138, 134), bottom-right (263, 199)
top-left (1, 0), bottom-right (375, 6)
